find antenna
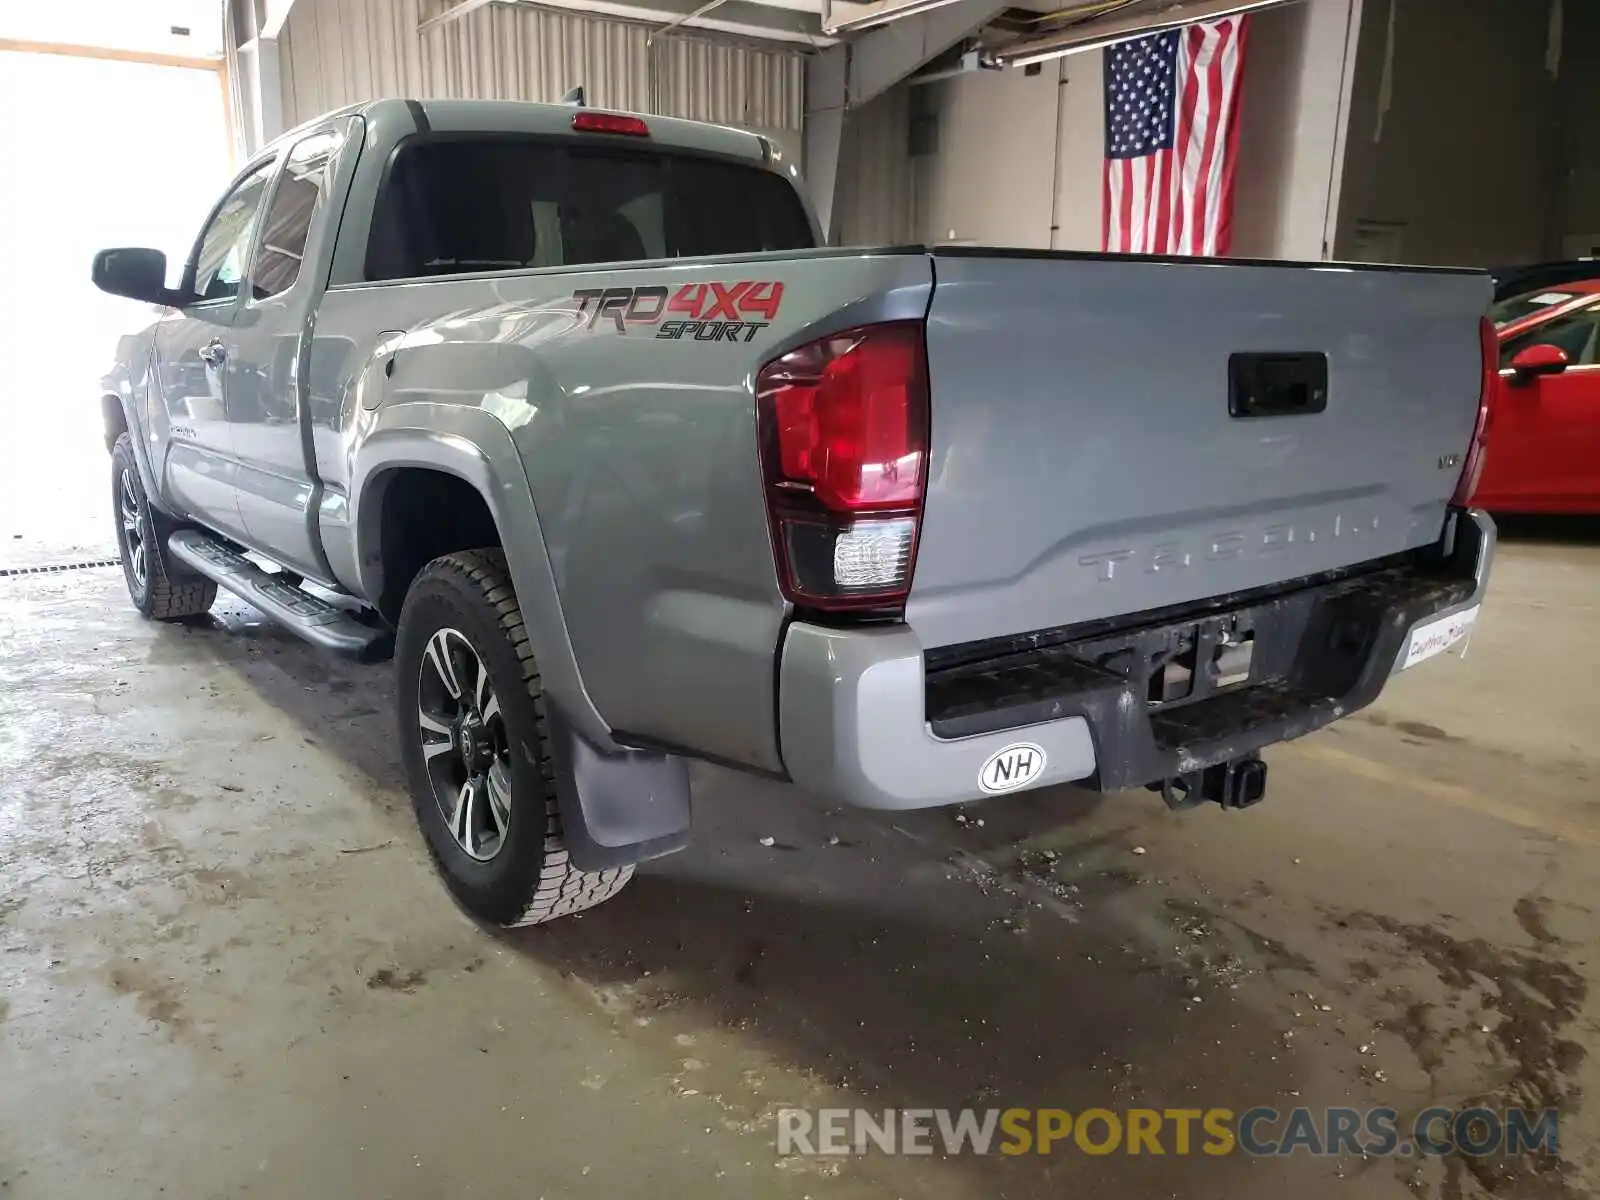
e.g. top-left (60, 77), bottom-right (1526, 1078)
top-left (561, 86), bottom-right (586, 107)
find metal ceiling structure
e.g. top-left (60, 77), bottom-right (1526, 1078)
top-left (802, 0), bottom-right (1301, 240)
top-left (991, 0), bottom-right (1296, 65)
top-left (421, 0), bottom-right (837, 45)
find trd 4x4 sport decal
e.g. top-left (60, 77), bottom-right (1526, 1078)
top-left (572, 282), bottom-right (784, 343)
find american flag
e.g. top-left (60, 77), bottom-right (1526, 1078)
top-left (1103, 17), bottom-right (1251, 256)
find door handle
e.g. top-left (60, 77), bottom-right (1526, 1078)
top-left (199, 339), bottom-right (227, 368)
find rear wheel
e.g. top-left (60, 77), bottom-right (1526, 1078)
top-left (110, 434), bottom-right (216, 621)
top-left (395, 549), bottom-right (633, 926)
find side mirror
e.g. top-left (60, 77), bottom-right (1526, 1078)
top-left (91, 248), bottom-right (187, 306)
top-left (1508, 343), bottom-right (1570, 385)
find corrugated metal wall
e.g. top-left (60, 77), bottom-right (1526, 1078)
top-left (276, 0), bottom-right (802, 144)
top-left (833, 84), bottom-right (915, 246)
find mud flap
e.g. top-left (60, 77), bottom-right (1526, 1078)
top-left (545, 707), bottom-right (691, 871)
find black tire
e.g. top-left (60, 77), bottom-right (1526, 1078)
top-left (395, 549), bottom-right (632, 926)
top-left (111, 434), bottom-right (217, 621)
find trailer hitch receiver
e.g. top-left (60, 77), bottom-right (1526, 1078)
top-left (1151, 755), bottom-right (1268, 812)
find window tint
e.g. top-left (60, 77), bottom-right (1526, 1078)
top-left (1500, 302), bottom-right (1600, 368)
top-left (193, 161), bottom-right (275, 302)
top-left (1491, 289), bottom-right (1580, 329)
top-left (366, 137), bottom-right (814, 281)
top-left (251, 130), bottom-right (341, 299)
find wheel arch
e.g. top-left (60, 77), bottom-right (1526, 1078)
top-left (350, 411), bottom-right (615, 751)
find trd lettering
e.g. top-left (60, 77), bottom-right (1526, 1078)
top-left (625, 286), bottom-right (668, 323)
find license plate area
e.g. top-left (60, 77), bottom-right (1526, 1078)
top-left (923, 549), bottom-right (1479, 745)
top-left (1401, 605), bottom-right (1479, 670)
top-left (1080, 615), bottom-right (1262, 714)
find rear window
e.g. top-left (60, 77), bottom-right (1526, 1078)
top-left (365, 136), bottom-right (815, 281)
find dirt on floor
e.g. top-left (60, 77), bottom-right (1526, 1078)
top-left (0, 530), bottom-right (1597, 1200)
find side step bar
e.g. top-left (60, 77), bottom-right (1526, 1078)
top-left (167, 529), bottom-right (392, 662)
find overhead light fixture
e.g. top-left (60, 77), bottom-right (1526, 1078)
top-left (994, 0), bottom-right (1294, 67)
top-left (1001, 36), bottom-right (1129, 67)
top-left (824, 0), bottom-right (968, 35)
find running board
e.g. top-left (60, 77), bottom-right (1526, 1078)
top-left (167, 529), bottom-right (392, 662)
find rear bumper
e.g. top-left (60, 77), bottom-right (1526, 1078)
top-left (778, 510), bottom-right (1494, 810)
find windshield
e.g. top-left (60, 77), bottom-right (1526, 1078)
top-left (366, 136), bottom-right (815, 281)
top-left (1491, 289), bottom-right (1583, 329)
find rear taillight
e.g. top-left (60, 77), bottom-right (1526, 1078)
top-left (1452, 315), bottom-right (1497, 506)
top-left (571, 112), bottom-right (650, 137)
top-left (756, 322), bottom-right (930, 612)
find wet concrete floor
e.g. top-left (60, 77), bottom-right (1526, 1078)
top-left (1, 533), bottom-right (1597, 1199)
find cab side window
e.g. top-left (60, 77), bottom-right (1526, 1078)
top-left (1501, 303), bottom-right (1600, 369)
top-left (193, 161), bottom-right (276, 303)
top-left (251, 130), bottom-right (341, 300)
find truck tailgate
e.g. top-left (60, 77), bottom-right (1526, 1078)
top-left (907, 250), bottom-right (1492, 650)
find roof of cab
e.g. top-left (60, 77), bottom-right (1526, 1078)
top-left (268, 97), bottom-right (771, 165)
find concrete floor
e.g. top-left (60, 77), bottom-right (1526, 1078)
top-left (1, 530), bottom-right (1597, 1200)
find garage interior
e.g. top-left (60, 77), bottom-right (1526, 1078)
top-left (0, 1), bottom-right (1597, 1198)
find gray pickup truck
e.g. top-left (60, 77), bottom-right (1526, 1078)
top-left (94, 98), bottom-right (1496, 927)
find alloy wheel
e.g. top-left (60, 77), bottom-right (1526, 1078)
top-left (118, 468), bottom-right (147, 592)
top-left (416, 627), bottom-right (511, 861)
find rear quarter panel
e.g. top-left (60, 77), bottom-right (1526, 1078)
top-left (315, 250), bottom-right (931, 771)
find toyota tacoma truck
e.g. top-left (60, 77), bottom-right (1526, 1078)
top-left (93, 98), bottom-right (1497, 927)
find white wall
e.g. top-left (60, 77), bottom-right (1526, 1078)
top-left (1049, 52), bottom-right (1105, 250)
top-left (1233, 0), bottom-right (1361, 259)
top-left (912, 65), bottom-right (1061, 248)
top-left (834, 85), bottom-right (916, 246)
top-left (1335, 0), bottom-right (1559, 266)
top-left (829, 63), bottom-right (1102, 250)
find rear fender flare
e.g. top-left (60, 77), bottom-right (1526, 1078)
top-left (350, 403), bottom-right (615, 751)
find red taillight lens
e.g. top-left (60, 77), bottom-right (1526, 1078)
top-left (757, 322), bottom-right (930, 611)
top-left (1452, 315), bottom-right (1497, 506)
top-left (571, 112), bottom-right (650, 137)
top-left (764, 325), bottom-right (926, 511)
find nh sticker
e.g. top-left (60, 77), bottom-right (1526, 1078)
top-left (978, 743), bottom-right (1047, 794)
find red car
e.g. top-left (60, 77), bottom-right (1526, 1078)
top-left (1470, 279), bottom-right (1600, 513)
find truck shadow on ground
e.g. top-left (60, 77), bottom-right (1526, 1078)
top-left (172, 607), bottom-right (1315, 1198)
top-left (511, 869), bottom-right (1299, 1197)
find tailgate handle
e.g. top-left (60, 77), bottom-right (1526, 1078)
top-left (1229, 353), bottom-right (1328, 418)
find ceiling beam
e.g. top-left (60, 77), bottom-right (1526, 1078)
top-left (847, 0), bottom-right (1004, 105)
top-left (823, 0), bottom-right (965, 36)
top-left (993, 0), bottom-right (1297, 64)
top-left (420, 0), bottom-right (831, 45)
top-left (0, 37), bottom-right (219, 70)
top-left (419, 0), bottom-right (504, 35)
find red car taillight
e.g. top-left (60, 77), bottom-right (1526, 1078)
top-left (756, 322), bottom-right (930, 612)
top-left (1452, 315), bottom-right (1497, 506)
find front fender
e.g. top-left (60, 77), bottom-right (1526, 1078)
top-left (102, 346), bottom-right (175, 520)
top-left (349, 401), bottom-right (617, 752)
